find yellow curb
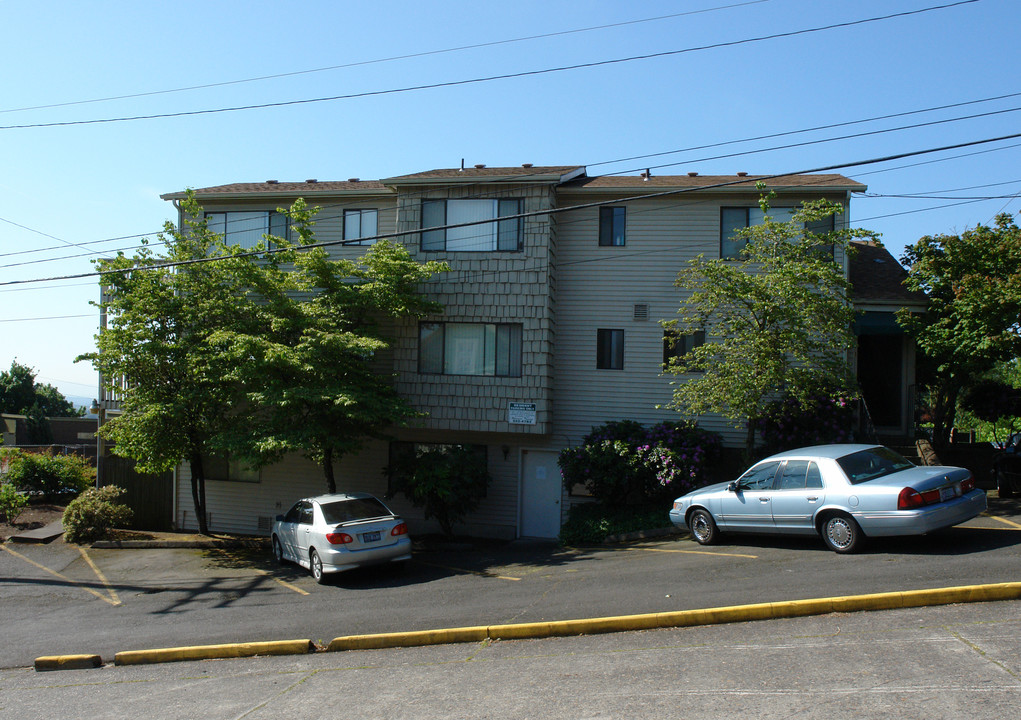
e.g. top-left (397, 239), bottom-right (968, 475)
top-left (114, 639), bottom-right (313, 666)
top-left (327, 581), bottom-right (1021, 652)
top-left (328, 626), bottom-right (489, 652)
top-left (34, 654), bottom-right (103, 672)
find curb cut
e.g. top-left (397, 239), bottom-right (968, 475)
top-left (35, 581), bottom-right (1021, 670)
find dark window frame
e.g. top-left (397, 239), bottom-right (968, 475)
top-left (720, 206), bottom-right (837, 259)
top-left (418, 321), bottom-right (523, 377)
top-left (598, 206), bottom-right (627, 246)
top-left (596, 328), bottom-right (625, 370)
top-left (343, 208), bottom-right (379, 245)
top-left (663, 329), bottom-right (706, 368)
top-left (205, 210), bottom-right (287, 250)
top-left (420, 198), bottom-right (523, 252)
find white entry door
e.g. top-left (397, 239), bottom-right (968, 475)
top-left (520, 449), bottom-right (563, 538)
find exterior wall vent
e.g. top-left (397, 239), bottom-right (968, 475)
top-left (257, 516), bottom-right (272, 532)
top-left (633, 303), bottom-right (649, 321)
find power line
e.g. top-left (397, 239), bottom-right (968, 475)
top-left (0, 2), bottom-right (769, 115)
top-left (0, 1), bottom-right (978, 131)
top-left (2, 129), bottom-right (1017, 290)
top-left (5, 90), bottom-right (1018, 271)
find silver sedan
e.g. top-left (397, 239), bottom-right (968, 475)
top-left (669, 444), bottom-right (986, 553)
top-left (272, 493), bottom-right (412, 582)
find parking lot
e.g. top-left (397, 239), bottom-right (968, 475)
top-left (2, 498), bottom-right (1020, 669)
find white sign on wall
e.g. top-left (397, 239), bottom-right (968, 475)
top-left (508, 402), bottom-right (537, 425)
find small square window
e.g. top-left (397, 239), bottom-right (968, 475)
top-left (663, 329), bottom-right (705, 368)
top-left (596, 329), bottom-right (624, 369)
top-left (599, 206), bottom-right (626, 246)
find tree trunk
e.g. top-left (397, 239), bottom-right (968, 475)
top-left (323, 447), bottom-right (337, 494)
top-left (188, 453), bottom-right (210, 535)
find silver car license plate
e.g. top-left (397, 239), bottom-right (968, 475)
top-left (939, 486), bottom-right (958, 502)
top-left (361, 531), bottom-right (381, 543)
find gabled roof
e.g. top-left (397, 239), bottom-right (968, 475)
top-left (849, 241), bottom-right (927, 307)
top-left (382, 165), bottom-right (586, 185)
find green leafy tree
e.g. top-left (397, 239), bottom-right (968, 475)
top-left (219, 200), bottom-right (447, 493)
top-left (665, 197), bottom-right (872, 453)
top-left (0, 361), bottom-right (83, 442)
top-left (78, 192), bottom-right (272, 535)
top-left (898, 213), bottom-right (1021, 447)
top-left (387, 445), bottom-right (490, 539)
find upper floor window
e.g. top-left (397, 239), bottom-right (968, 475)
top-left (596, 329), bottom-right (624, 369)
top-left (206, 211), bottom-right (286, 250)
top-left (599, 206), bottom-right (627, 246)
top-left (419, 322), bottom-right (522, 377)
top-left (663, 329), bottom-right (705, 368)
top-left (421, 199), bottom-right (522, 252)
top-left (720, 207), bottom-right (835, 259)
top-left (344, 209), bottom-right (378, 245)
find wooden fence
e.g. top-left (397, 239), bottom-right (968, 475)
top-left (99, 456), bottom-right (174, 531)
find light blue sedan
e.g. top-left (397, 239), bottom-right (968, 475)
top-left (670, 445), bottom-right (986, 553)
top-left (272, 493), bottom-right (412, 582)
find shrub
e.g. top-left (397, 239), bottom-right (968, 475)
top-left (0, 482), bottom-right (28, 524)
top-left (559, 502), bottom-right (669, 545)
top-left (62, 485), bottom-right (133, 544)
top-left (558, 420), bottom-right (722, 506)
top-left (0, 448), bottom-right (94, 498)
top-left (754, 393), bottom-right (856, 455)
top-left (388, 445), bottom-right (490, 538)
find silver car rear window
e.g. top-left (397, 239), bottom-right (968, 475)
top-left (320, 497), bottom-right (393, 524)
top-left (836, 447), bottom-right (914, 485)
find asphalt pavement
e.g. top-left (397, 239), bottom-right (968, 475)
top-left (2, 497), bottom-right (1020, 673)
top-left (2, 600), bottom-right (1019, 720)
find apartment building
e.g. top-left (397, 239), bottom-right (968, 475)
top-left (156, 165), bottom-right (914, 539)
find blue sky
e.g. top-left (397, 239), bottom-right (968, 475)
top-left (1, 0), bottom-right (1018, 401)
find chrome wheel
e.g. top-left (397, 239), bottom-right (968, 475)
top-left (689, 508), bottom-right (718, 545)
top-left (822, 515), bottom-right (861, 554)
top-left (272, 537), bottom-right (284, 564)
top-left (310, 549), bottom-right (325, 584)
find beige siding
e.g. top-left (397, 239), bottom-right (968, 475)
top-left (175, 438), bottom-right (519, 539)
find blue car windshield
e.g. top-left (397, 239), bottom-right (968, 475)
top-left (836, 447), bottom-right (914, 485)
top-left (320, 497), bottom-right (393, 524)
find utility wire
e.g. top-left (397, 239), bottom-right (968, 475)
top-left (2, 129), bottom-right (1017, 290)
top-left (4, 92), bottom-right (1018, 270)
top-left (0, 1), bottom-right (978, 131)
top-left (0, 1), bottom-right (769, 115)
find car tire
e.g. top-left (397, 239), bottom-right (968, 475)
top-left (309, 548), bottom-right (326, 584)
top-left (272, 536), bottom-right (285, 565)
top-left (688, 508), bottom-right (719, 545)
top-left (821, 514), bottom-right (863, 554)
top-left (996, 470), bottom-right (1016, 499)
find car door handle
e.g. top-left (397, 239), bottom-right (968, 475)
top-left (807, 496), bottom-right (819, 502)
top-left (759, 497), bottom-right (770, 503)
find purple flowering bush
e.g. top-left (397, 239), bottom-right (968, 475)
top-left (558, 420), bottom-right (722, 506)
top-left (754, 393), bottom-right (856, 455)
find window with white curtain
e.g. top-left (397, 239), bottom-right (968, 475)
top-left (344, 208), bottom-right (378, 245)
top-left (421, 198), bottom-right (522, 252)
top-left (206, 211), bottom-right (286, 250)
top-left (419, 322), bottom-right (523, 376)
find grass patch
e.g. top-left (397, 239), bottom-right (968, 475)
top-left (560, 502), bottom-right (670, 545)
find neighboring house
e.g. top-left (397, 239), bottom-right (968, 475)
top-left (848, 241), bottom-right (927, 441)
top-left (144, 165), bottom-right (918, 539)
top-left (1, 412), bottom-right (98, 463)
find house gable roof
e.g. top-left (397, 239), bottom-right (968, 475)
top-left (849, 241), bottom-right (927, 308)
